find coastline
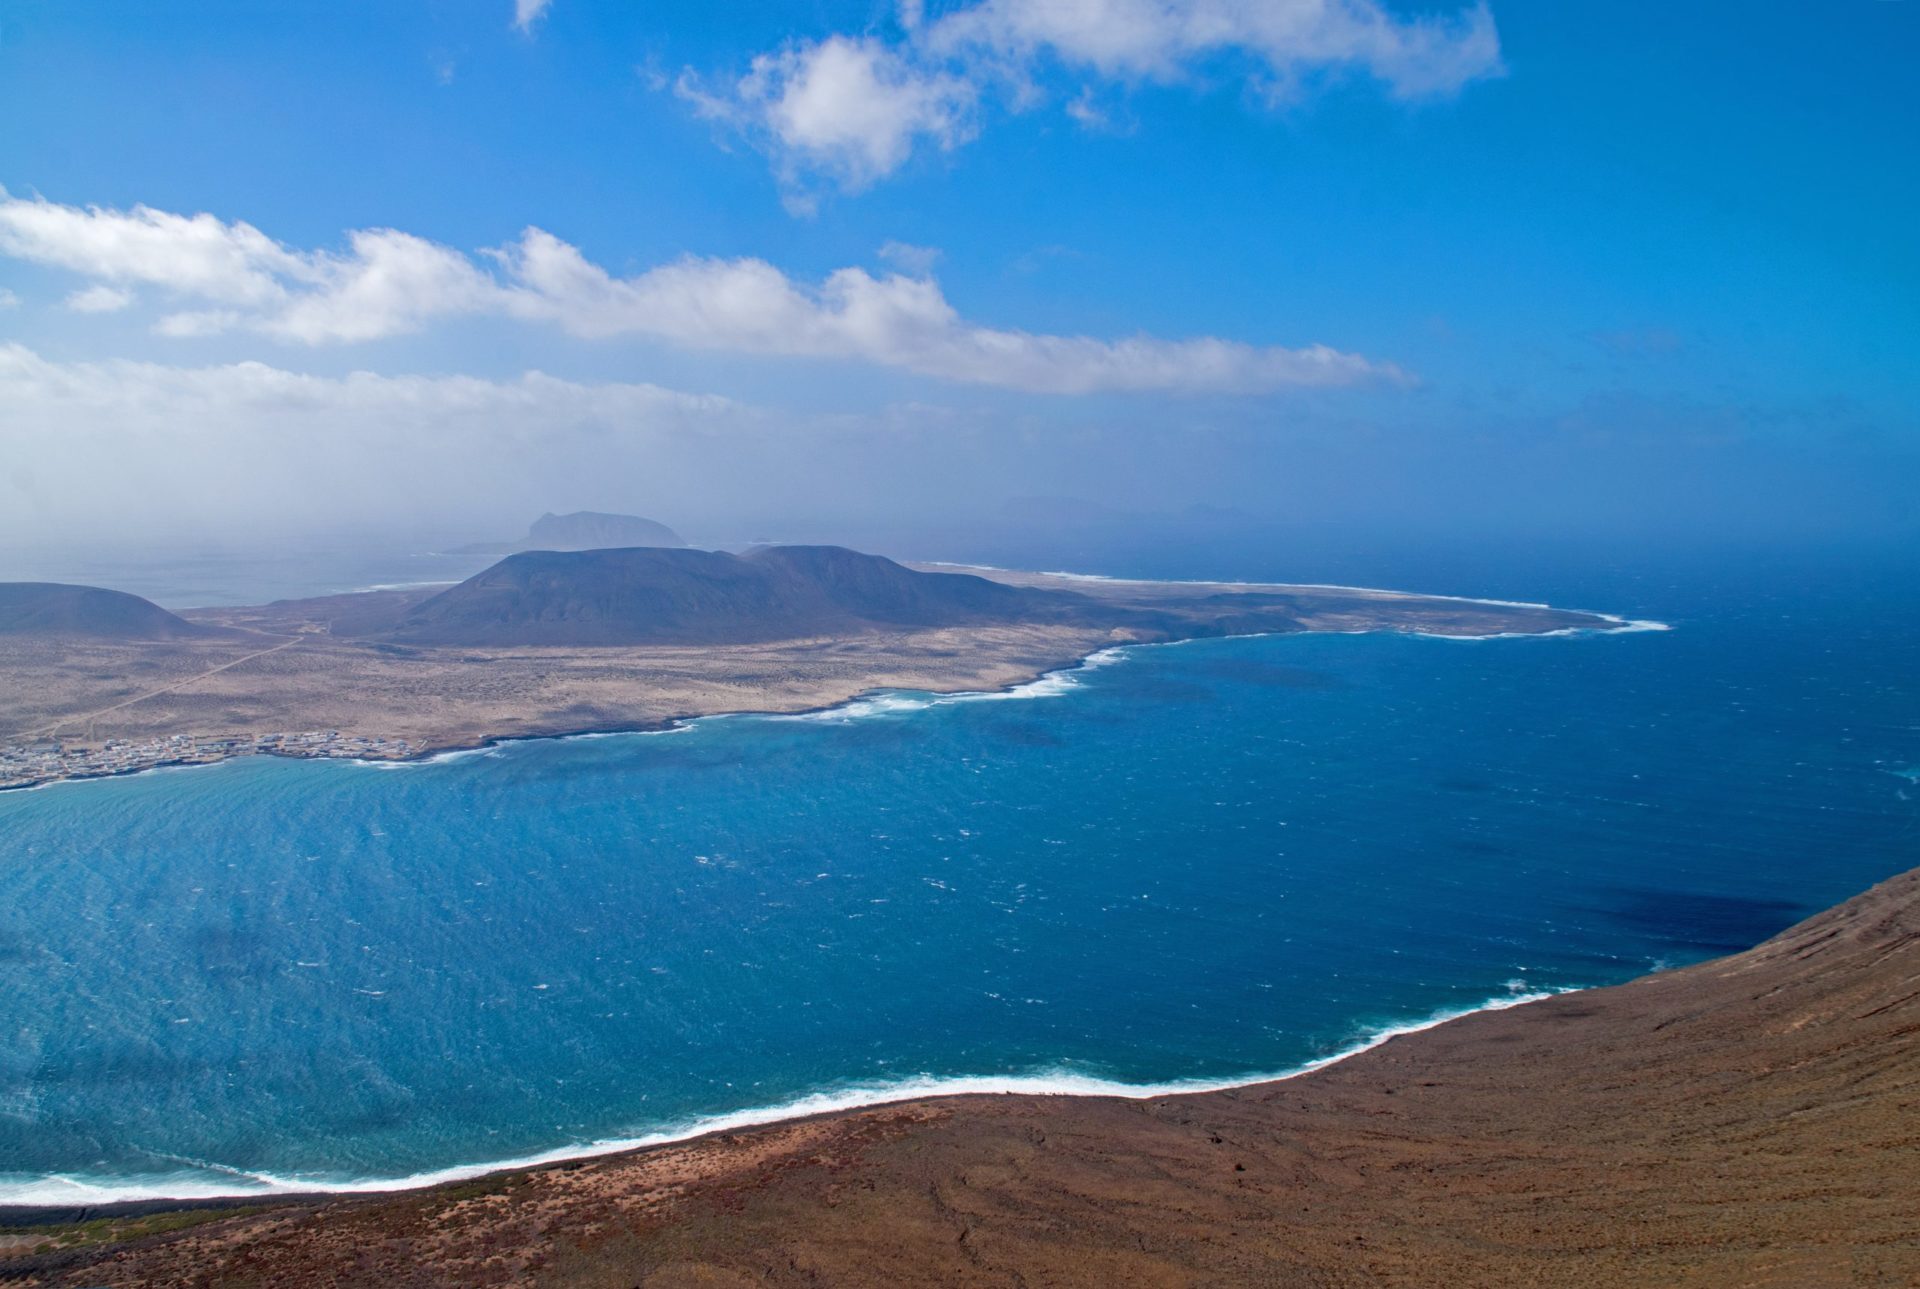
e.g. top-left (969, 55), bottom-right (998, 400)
top-left (0, 983), bottom-right (1571, 1210)
top-left (0, 580), bottom-right (1664, 793)
top-left (8, 864), bottom-right (1916, 1287)
top-left (0, 643), bottom-right (1110, 795)
top-left (921, 561), bottom-right (1675, 633)
top-left (0, 593), bottom-right (1674, 1208)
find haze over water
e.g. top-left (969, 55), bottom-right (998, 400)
top-left (2, 540), bottom-right (1913, 1204)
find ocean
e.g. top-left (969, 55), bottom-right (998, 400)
top-left (1, 538), bottom-right (1914, 1204)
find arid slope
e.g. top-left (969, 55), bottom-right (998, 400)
top-left (0, 583), bottom-right (226, 641)
top-left (9, 866), bottom-right (1917, 1287)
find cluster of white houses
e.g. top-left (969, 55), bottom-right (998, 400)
top-left (0, 730), bottom-right (423, 790)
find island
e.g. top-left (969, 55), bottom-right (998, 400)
top-left (3, 863), bottom-right (1911, 1285)
top-left (445, 509), bottom-right (688, 555)
top-left (0, 545), bottom-right (1641, 791)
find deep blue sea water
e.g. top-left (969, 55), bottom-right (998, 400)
top-left (1, 541), bottom-right (1915, 1203)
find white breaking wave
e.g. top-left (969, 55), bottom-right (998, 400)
top-left (344, 723), bottom-right (697, 771)
top-left (0, 985), bottom-right (1571, 1207)
top-left (349, 745), bottom-right (503, 770)
top-left (1406, 613), bottom-right (1672, 642)
top-left (765, 647), bottom-right (1129, 723)
top-left (343, 580), bottom-right (459, 594)
top-left (1034, 569), bottom-right (1125, 582)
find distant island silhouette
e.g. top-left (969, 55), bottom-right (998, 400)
top-left (448, 510), bottom-right (686, 555)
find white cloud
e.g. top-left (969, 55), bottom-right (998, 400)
top-left (0, 288), bottom-right (18, 309)
top-left (685, 0), bottom-right (1502, 192)
top-left (877, 241), bottom-right (942, 275)
top-left (63, 284), bottom-right (135, 313)
top-left (500, 231), bottom-right (1395, 392)
top-left (0, 342), bottom-right (742, 545)
top-left (153, 308), bottom-right (245, 338)
top-left (683, 36), bottom-right (977, 192)
top-left (0, 191), bottom-right (1401, 395)
top-left (925, 0), bottom-right (1502, 96)
top-left (0, 188), bottom-right (303, 304)
top-left (266, 228), bottom-right (502, 344)
top-left (512, 0), bottom-right (551, 33)
top-left (1063, 87), bottom-right (1111, 129)
top-left (0, 342), bottom-right (726, 427)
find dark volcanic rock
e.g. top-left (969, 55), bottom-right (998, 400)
top-left (0, 583), bottom-right (217, 640)
top-left (383, 545), bottom-right (1107, 647)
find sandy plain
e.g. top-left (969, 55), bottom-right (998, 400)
top-left (0, 569), bottom-right (1622, 787)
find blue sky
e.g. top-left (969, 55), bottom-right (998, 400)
top-left (0, 0), bottom-right (1914, 552)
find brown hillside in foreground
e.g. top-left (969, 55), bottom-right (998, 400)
top-left (10, 866), bottom-right (1918, 1287)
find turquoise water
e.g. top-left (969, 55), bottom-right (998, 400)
top-left (1, 552), bottom-right (1915, 1204)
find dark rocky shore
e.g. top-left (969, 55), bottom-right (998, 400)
top-left (5, 864), bottom-right (1916, 1286)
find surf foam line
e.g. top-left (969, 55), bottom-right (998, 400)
top-left (339, 660), bottom-right (1113, 766)
top-left (923, 563), bottom-right (1671, 635)
top-left (741, 592), bottom-right (1663, 729)
top-left (1399, 614), bottom-right (1671, 642)
top-left (759, 647), bottom-right (1130, 723)
top-left (350, 646), bottom-right (1138, 758)
top-left (340, 724), bottom-right (698, 771)
top-left (0, 985), bottom-right (1574, 1207)
top-left (343, 580), bottom-right (459, 594)
top-left (1044, 574), bottom-right (1672, 635)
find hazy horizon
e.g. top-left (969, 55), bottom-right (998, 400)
top-left (2, 1), bottom-right (1914, 565)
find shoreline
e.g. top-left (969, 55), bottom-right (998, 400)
top-left (0, 984), bottom-right (1572, 1213)
top-left (0, 591), bottom-right (1665, 794)
top-left (922, 562), bottom-right (1675, 631)
top-left (0, 594), bottom-right (1670, 1206)
top-left (0, 646), bottom-right (1115, 795)
top-left (13, 868), bottom-right (1914, 1282)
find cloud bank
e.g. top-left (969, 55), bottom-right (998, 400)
top-left (681, 0), bottom-right (1503, 194)
top-left (0, 190), bottom-right (1398, 394)
top-left (0, 343), bottom-right (746, 546)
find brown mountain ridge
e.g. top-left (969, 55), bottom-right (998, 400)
top-left (382, 544), bottom-right (1117, 646)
